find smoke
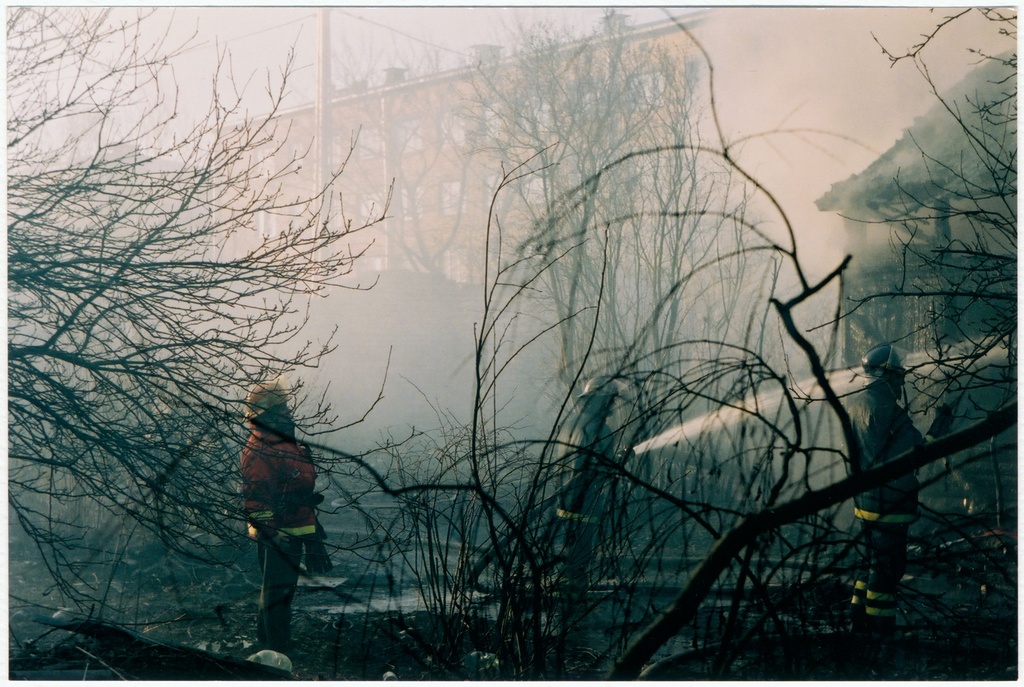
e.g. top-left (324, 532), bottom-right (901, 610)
top-left (143, 6), bottom-right (1010, 449)
top-left (689, 7), bottom-right (1007, 277)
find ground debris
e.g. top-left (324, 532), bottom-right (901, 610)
top-left (10, 615), bottom-right (292, 681)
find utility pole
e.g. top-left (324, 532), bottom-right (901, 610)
top-left (316, 8), bottom-right (332, 197)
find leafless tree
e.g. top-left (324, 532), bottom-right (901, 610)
top-left (469, 16), bottom-right (764, 403)
top-left (378, 12), bottom-right (1017, 680)
top-left (10, 8), bottom-right (1013, 682)
top-left (605, 12), bottom-right (1017, 678)
top-left (291, 12), bottom-right (1012, 680)
top-left (838, 9), bottom-right (1016, 406)
top-left (8, 7), bottom-right (378, 615)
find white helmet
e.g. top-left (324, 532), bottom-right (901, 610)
top-left (247, 649), bottom-right (292, 673)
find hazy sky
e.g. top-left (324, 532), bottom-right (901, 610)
top-left (689, 7), bottom-right (1006, 268)
top-left (155, 5), bottom-right (1006, 275)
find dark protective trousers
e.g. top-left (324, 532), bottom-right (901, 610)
top-left (256, 533), bottom-right (304, 652)
top-left (851, 520), bottom-right (909, 633)
top-left (556, 469), bottom-right (607, 586)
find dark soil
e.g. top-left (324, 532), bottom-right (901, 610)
top-left (8, 531), bottom-right (1018, 681)
top-left (10, 573), bottom-right (1017, 682)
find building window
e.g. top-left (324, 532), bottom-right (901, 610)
top-left (395, 118), bottom-right (423, 152)
top-left (354, 126), bottom-right (382, 159)
top-left (526, 94), bottom-right (552, 129)
top-left (481, 173), bottom-right (501, 208)
top-left (402, 185), bottom-right (424, 220)
top-left (440, 180), bottom-right (463, 216)
top-left (359, 193), bottom-right (388, 223)
top-left (473, 105), bottom-right (499, 139)
top-left (521, 176), bottom-right (545, 203)
top-left (257, 211), bottom-right (277, 239)
top-left (683, 56), bottom-right (704, 85)
top-left (442, 112), bottom-right (467, 147)
top-left (636, 70), bottom-right (666, 107)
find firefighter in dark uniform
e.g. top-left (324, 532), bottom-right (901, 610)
top-left (845, 343), bottom-right (952, 634)
top-left (553, 375), bottom-right (631, 590)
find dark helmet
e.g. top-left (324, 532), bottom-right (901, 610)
top-left (861, 343), bottom-right (906, 379)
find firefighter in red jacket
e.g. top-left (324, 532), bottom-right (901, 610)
top-left (845, 343), bottom-right (952, 634)
top-left (241, 376), bottom-right (317, 653)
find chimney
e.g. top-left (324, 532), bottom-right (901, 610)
top-left (384, 67), bottom-right (406, 85)
top-left (601, 11), bottom-right (628, 34)
top-left (470, 44), bottom-right (503, 65)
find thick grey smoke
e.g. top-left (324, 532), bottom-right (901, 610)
top-left (150, 6), bottom-right (1006, 448)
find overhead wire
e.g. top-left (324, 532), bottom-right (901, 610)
top-left (334, 8), bottom-right (471, 58)
top-left (169, 8), bottom-right (474, 81)
top-left (173, 8), bottom-right (472, 60)
top-left (171, 10), bottom-right (316, 58)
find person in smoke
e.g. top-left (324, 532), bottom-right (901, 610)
top-left (845, 343), bottom-right (952, 635)
top-left (240, 376), bottom-right (328, 654)
top-left (552, 375), bottom-right (632, 590)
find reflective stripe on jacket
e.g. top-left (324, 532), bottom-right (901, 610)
top-left (241, 426), bottom-right (317, 534)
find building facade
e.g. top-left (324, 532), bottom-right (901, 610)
top-left (264, 12), bottom-right (702, 284)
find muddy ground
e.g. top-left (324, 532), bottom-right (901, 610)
top-left (8, 518), bottom-right (1018, 681)
top-left (10, 547), bottom-right (1017, 681)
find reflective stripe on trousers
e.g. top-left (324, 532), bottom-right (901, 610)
top-left (851, 580), bottom-right (898, 617)
top-left (851, 519), bottom-right (909, 631)
top-left (854, 507), bottom-right (917, 524)
top-left (556, 508), bottom-right (598, 524)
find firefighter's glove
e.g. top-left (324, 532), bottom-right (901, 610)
top-left (926, 403), bottom-right (954, 440)
top-left (247, 518), bottom-right (274, 540)
top-left (251, 521), bottom-right (289, 547)
top-left (302, 517), bottom-right (334, 575)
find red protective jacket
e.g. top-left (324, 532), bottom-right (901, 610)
top-left (241, 426), bottom-right (317, 536)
